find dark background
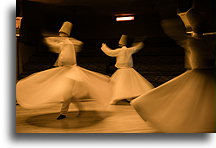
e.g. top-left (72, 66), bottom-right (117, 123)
top-left (16, 0), bottom-right (215, 41)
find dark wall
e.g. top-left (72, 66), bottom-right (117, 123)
top-left (18, 1), bottom-right (171, 44)
top-left (18, 0), bottom-right (215, 49)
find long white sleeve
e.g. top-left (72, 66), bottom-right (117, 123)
top-left (69, 38), bottom-right (83, 46)
top-left (127, 42), bottom-right (144, 54)
top-left (68, 38), bottom-right (83, 52)
top-left (101, 44), bottom-right (121, 57)
top-left (44, 37), bottom-right (63, 53)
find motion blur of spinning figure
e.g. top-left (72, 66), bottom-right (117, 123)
top-left (131, 1), bottom-right (215, 133)
top-left (16, 21), bottom-right (112, 120)
top-left (44, 21), bottom-right (83, 67)
top-left (101, 35), bottom-right (154, 105)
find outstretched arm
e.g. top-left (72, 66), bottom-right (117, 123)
top-left (44, 37), bottom-right (63, 53)
top-left (69, 38), bottom-right (83, 46)
top-left (127, 42), bottom-right (144, 53)
top-left (68, 38), bottom-right (83, 52)
top-left (101, 43), bottom-right (120, 57)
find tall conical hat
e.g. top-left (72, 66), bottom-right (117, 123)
top-left (185, 8), bottom-right (206, 33)
top-left (118, 34), bottom-right (127, 46)
top-left (59, 21), bottom-right (73, 36)
top-left (178, 8), bottom-right (205, 33)
top-left (178, 12), bottom-right (191, 29)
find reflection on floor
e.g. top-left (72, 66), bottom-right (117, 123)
top-left (16, 101), bottom-right (159, 133)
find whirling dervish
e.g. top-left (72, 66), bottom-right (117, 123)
top-left (44, 21), bottom-right (83, 67)
top-left (101, 35), bottom-right (154, 105)
top-left (131, 6), bottom-right (215, 133)
top-left (16, 21), bottom-right (112, 120)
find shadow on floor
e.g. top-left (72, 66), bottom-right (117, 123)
top-left (26, 110), bottom-right (111, 129)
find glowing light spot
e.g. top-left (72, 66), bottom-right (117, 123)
top-left (116, 16), bottom-right (134, 21)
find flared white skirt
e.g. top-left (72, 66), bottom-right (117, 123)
top-left (16, 65), bottom-right (111, 109)
top-left (110, 68), bottom-right (154, 104)
top-left (131, 69), bottom-right (216, 133)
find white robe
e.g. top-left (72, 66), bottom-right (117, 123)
top-left (16, 38), bottom-right (112, 109)
top-left (44, 37), bottom-right (83, 66)
top-left (101, 43), bottom-right (154, 104)
top-left (131, 37), bottom-right (215, 133)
